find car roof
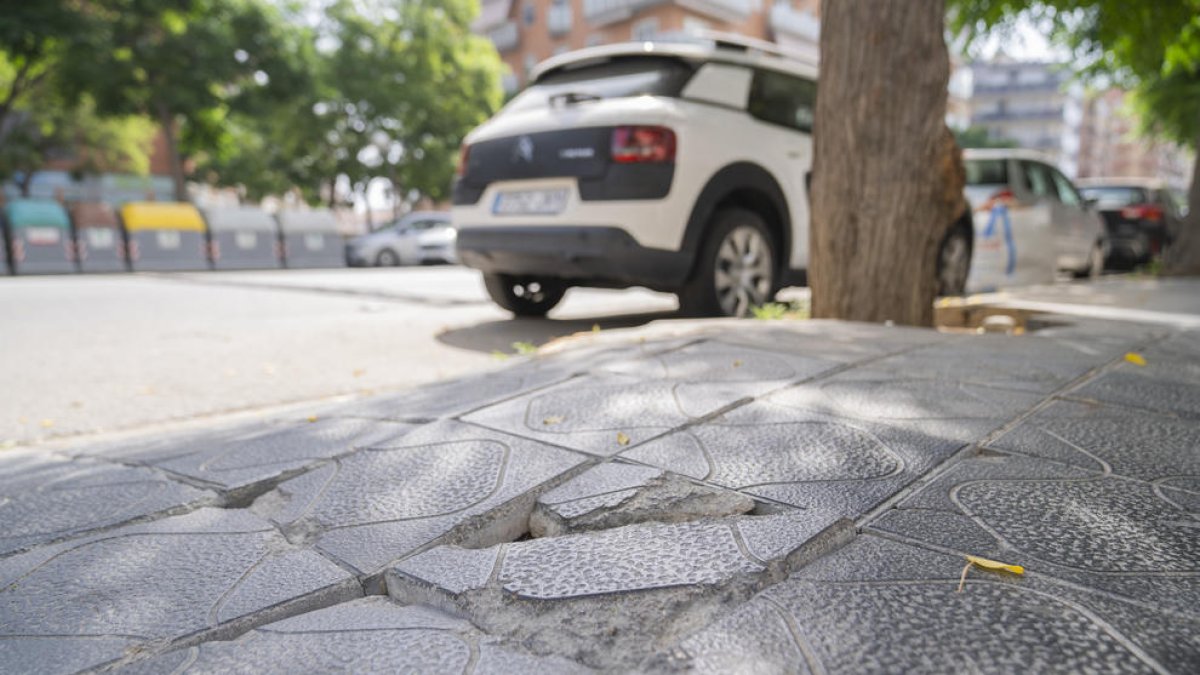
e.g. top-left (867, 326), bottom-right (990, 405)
top-left (531, 35), bottom-right (819, 84)
top-left (962, 148), bottom-right (1059, 164)
top-left (1075, 177), bottom-right (1166, 190)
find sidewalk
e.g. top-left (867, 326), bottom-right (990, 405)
top-left (1, 313), bottom-right (1197, 673)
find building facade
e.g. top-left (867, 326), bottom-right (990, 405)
top-left (1077, 88), bottom-right (1193, 188)
top-left (473, 0), bottom-right (821, 93)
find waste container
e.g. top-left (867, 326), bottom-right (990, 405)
top-left (277, 210), bottom-right (346, 268)
top-left (69, 202), bottom-right (128, 273)
top-left (120, 202), bottom-right (209, 271)
top-left (202, 206), bottom-right (282, 270)
top-left (2, 199), bottom-right (76, 274)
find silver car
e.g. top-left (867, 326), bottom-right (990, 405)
top-left (345, 211), bottom-right (456, 266)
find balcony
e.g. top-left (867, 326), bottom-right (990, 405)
top-left (473, 0), bottom-right (514, 32)
top-left (770, 4), bottom-right (819, 43)
top-left (489, 20), bottom-right (520, 53)
top-left (582, 0), bottom-right (664, 27)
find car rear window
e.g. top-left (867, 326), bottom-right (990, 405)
top-left (505, 56), bottom-right (695, 114)
top-left (965, 159), bottom-right (1008, 185)
top-left (1079, 186), bottom-right (1149, 208)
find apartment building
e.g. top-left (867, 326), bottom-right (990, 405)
top-left (473, 0), bottom-right (822, 92)
top-left (968, 59), bottom-right (1083, 176)
top-left (1077, 88), bottom-right (1193, 188)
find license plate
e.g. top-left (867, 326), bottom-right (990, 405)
top-left (304, 234), bottom-right (325, 251)
top-left (156, 231), bottom-right (181, 249)
top-left (86, 229), bottom-right (115, 249)
top-left (235, 232), bottom-right (258, 249)
top-left (493, 188), bottom-right (569, 216)
top-left (24, 227), bottom-right (61, 245)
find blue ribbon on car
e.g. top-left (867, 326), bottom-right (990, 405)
top-left (982, 204), bottom-right (1017, 276)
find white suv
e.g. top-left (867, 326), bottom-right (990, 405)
top-left (453, 36), bottom-right (972, 316)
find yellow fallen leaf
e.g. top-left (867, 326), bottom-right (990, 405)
top-left (1124, 352), bottom-right (1147, 366)
top-left (966, 555), bottom-right (1024, 575)
top-left (306, 415), bottom-right (319, 423)
top-left (542, 415), bottom-right (564, 426)
top-left (39, 419), bottom-right (54, 429)
top-left (732, 359), bottom-right (743, 368)
top-left (592, 324), bottom-right (601, 333)
top-left (616, 432), bottom-right (631, 446)
top-left (352, 368), bottom-right (366, 377)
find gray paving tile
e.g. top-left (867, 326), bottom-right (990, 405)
top-left (0, 508), bottom-right (360, 674)
top-left (251, 420), bottom-right (588, 573)
top-left (120, 597), bottom-right (590, 674)
top-left (987, 399), bottom-right (1200, 481)
top-left (0, 449), bottom-right (217, 556)
top-left (530, 460), bottom-right (754, 537)
top-left (463, 340), bottom-right (840, 456)
top-left (78, 418), bottom-right (417, 491)
top-left (671, 534), bottom-right (1198, 674)
top-left (868, 451), bottom-right (1200, 615)
top-left (1071, 369), bottom-right (1200, 419)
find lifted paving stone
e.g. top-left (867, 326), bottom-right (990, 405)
top-left (121, 597), bottom-right (590, 674)
top-left (0, 508), bottom-right (360, 674)
top-left (668, 533), bottom-right (1198, 673)
top-left (0, 448), bottom-right (217, 556)
top-left (387, 514), bottom-right (853, 670)
top-left (530, 460), bottom-right (755, 537)
top-left (463, 340), bottom-right (842, 456)
top-left (252, 420), bottom-right (589, 574)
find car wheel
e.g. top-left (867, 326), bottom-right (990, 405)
top-left (376, 249), bottom-right (400, 267)
top-left (936, 224), bottom-right (971, 296)
top-left (1077, 241), bottom-right (1105, 279)
top-left (483, 273), bottom-right (567, 317)
top-left (680, 208), bottom-right (776, 318)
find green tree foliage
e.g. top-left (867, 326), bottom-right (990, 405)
top-left (0, 0), bottom-right (92, 135)
top-left (954, 125), bottom-right (1019, 149)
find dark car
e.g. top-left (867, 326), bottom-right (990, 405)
top-left (1078, 178), bottom-right (1184, 269)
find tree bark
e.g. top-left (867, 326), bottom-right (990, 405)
top-left (155, 101), bottom-right (188, 202)
top-left (1164, 134), bottom-right (1200, 276)
top-left (810, 0), bottom-right (964, 327)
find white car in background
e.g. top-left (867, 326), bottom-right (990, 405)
top-left (345, 211), bottom-right (457, 267)
top-left (962, 148), bottom-right (1106, 292)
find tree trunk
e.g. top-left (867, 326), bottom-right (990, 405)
top-left (810, 0), bottom-right (964, 327)
top-left (1164, 137), bottom-right (1200, 276)
top-left (155, 102), bottom-right (188, 202)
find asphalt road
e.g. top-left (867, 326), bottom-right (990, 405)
top-left (0, 266), bottom-right (696, 444)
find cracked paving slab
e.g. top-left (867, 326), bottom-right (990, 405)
top-left (251, 420), bottom-right (589, 574)
top-left (0, 448), bottom-right (217, 557)
top-left (529, 460), bottom-right (755, 537)
top-left (387, 513), bottom-right (853, 670)
top-left (463, 340), bottom-right (842, 456)
top-left (74, 417), bottom-right (417, 493)
top-left (120, 596), bottom-right (591, 674)
top-left (868, 447), bottom-right (1200, 617)
top-left (0, 508), bottom-right (360, 674)
top-left (668, 533), bottom-right (1198, 674)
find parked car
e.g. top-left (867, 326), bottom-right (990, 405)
top-left (1078, 178), bottom-right (1184, 269)
top-left (961, 149), bottom-right (1106, 292)
top-left (451, 35), bottom-right (977, 317)
top-left (345, 211), bottom-right (456, 267)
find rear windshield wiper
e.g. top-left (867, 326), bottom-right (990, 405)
top-left (549, 91), bottom-right (601, 107)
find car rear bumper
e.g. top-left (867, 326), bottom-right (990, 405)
top-left (456, 226), bottom-right (690, 291)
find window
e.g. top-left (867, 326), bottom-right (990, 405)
top-left (964, 159), bottom-right (1008, 186)
top-left (1049, 169), bottom-right (1082, 207)
top-left (548, 0), bottom-right (572, 36)
top-left (523, 0), bottom-right (535, 25)
top-left (506, 56), bottom-right (695, 113)
top-left (1079, 186), bottom-right (1147, 209)
top-left (1020, 161), bottom-right (1056, 200)
top-left (631, 17), bottom-right (659, 41)
top-left (747, 69), bottom-right (816, 133)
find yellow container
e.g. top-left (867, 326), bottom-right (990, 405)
top-left (120, 202), bottom-right (206, 232)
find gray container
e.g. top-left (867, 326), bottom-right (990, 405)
top-left (3, 199), bottom-right (76, 275)
top-left (70, 202), bottom-right (128, 273)
top-left (277, 210), bottom-right (345, 268)
top-left (120, 202), bottom-right (210, 272)
top-left (203, 206), bottom-right (282, 270)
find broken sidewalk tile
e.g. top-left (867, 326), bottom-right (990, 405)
top-left (529, 460), bottom-right (756, 537)
top-left (867, 451), bottom-right (1200, 615)
top-left (387, 514), bottom-right (853, 671)
top-left (251, 420), bottom-right (588, 574)
top-left (668, 534), bottom-right (1199, 674)
top-left (0, 448), bottom-right (217, 556)
top-left (0, 508), bottom-right (360, 674)
top-left (120, 597), bottom-right (591, 674)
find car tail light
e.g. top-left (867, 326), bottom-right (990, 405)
top-left (611, 126), bottom-right (676, 163)
top-left (1120, 204), bottom-right (1163, 222)
top-left (456, 143), bottom-right (470, 177)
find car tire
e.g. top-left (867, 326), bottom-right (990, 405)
top-left (376, 249), bottom-right (400, 267)
top-left (483, 273), bottom-right (567, 317)
top-left (1077, 240), bottom-right (1105, 279)
top-left (936, 223), bottom-right (972, 296)
top-left (680, 208), bottom-right (777, 318)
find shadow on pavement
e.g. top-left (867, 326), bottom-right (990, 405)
top-left (436, 310), bottom-right (679, 353)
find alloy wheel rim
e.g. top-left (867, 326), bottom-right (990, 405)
top-left (714, 225), bottom-right (773, 317)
